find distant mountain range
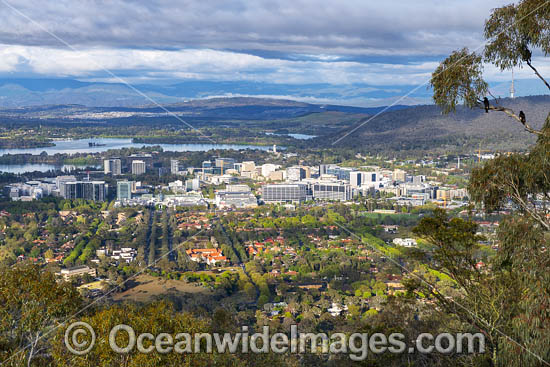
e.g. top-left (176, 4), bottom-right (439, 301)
top-left (0, 77), bottom-right (430, 108)
top-left (0, 79), bottom-right (547, 154)
top-left (0, 77), bottom-right (544, 109)
top-left (0, 96), bottom-right (409, 120)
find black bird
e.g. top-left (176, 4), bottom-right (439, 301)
top-left (520, 44), bottom-right (532, 63)
top-left (519, 111), bottom-right (526, 124)
top-left (483, 97), bottom-right (490, 113)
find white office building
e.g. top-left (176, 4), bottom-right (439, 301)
top-left (287, 166), bottom-right (306, 181)
top-left (104, 158), bottom-right (122, 175)
top-left (215, 185), bottom-right (258, 208)
top-left (131, 160), bottom-right (146, 175)
top-left (261, 164), bottom-right (281, 178)
top-left (186, 178), bottom-right (200, 191)
top-left (350, 171), bottom-right (364, 188)
top-left (170, 159), bottom-right (181, 175)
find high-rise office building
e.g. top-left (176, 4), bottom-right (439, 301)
top-left (129, 154), bottom-right (153, 169)
top-left (104, 158), bottom-right (122, 175)
top-left (215, 158), bottom-right (235, 174)
top-left (312, 182), bottom-right (352, 201)
top-left (350, 171), bottom-right (364, 187)
top-left (103, 160), bottom-right (110, 174)
top-left (56, 175), bottom-right (77, 189)
top-left (117, 180), bottom-right (134, 200)
top-left (327, 166), bottom-right (353, 181)
top-left (185, 178), bottom-right (200, 191)
top-left (262, 183), bottom-right (308, 203)
top-left (412, 175), bottom-right (425, 185)
top-left (131, 160), bottom-right (146, 175)
top-left (392, 169), bottom-right (406, 182)
top-left (59, 181), bottom-right (107, 201)
top-left (287, 166), bottom-right (306, 181)
top-left (362, 172), bottom-right (379, 183)
top-left (215, 158), bottom-right (236, 168)
top-left (170, 159), bottom-right (181, 175)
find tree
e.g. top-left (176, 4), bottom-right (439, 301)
top-left (412, 210), bottom-right (519, 365)
top-left (431, 0), bottom-right (550, 135)
top-left (0, 264), bottom-right (81, 366)
top-left (423, 1), bottom-right (550, 365)
top-left (431, 48), bottom-right (488, 114)
top-left (51, 302), bottom-right (283, 367)
top-left (44, 249), bottom-right (54, 260)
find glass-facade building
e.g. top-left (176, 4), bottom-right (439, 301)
top-left (262, 184), bottom-right (308, 203)
top-left (312, 182), bottom-right (352, 201)
top-left (117, 181), bottom-right (133, 200)
top-left (60, 181), bottom-right (107, 201)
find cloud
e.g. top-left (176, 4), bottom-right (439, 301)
top-left (0, 44), bottom-right (442, 86)
top-left (0, 0), bottom-right (547, 107)
top-left (0, 0), bottom-right (507, 56)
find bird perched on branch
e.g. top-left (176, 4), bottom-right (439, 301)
top-left (483, 97), bottom-right (490, 113)
top-left (520, 44), bottom-right (532, 63)
top-left (519, 111), bottom-right (526, 124)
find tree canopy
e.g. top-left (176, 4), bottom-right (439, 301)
top-left (422, 1), bottom-right (550, 366)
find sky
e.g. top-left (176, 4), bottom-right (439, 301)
top-left (0, 0), bottom-right (547, 107)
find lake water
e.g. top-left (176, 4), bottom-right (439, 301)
top-left (0, 138), bottom-right (276, 156)
top-left (0, 138), bottom-right (278, 173)
top-left (265, 133), bottom-right (316, 140)
top-left (0, 164), bottom-right (100, 174)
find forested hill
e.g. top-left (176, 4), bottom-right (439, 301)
top-left (322, 95), bottom-right (549, 155)
top-left (0, 93), bottom-right (548, 155)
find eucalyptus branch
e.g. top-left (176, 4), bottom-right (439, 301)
top-left (507, 175), bottom-right (550, 230)
top-left (428, 286), bottom-right (493, 343)
top-left (478, 100), bottom-right (544, 135)
top-left (487, 90), bottom-right (501, 105)
top-left (526, 60), bottom-right (550, 91)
